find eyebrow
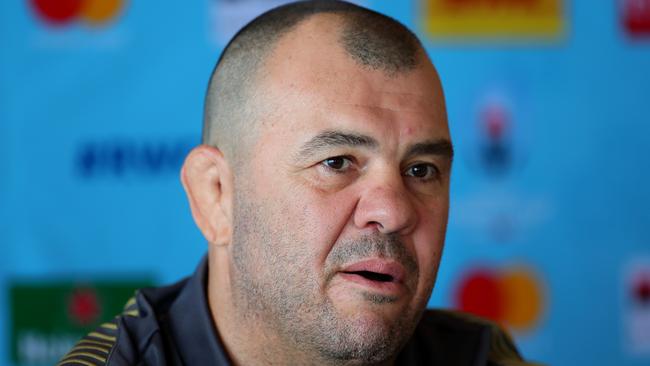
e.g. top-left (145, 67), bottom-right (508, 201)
top-left (296, 130), bottom-right (379, 159)
top-left (404, 139), bottom-right (454, 161)
top-left (295, 130), bottom-right (454, 162)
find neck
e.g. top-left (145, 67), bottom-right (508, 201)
top-left (207, 248), bottom-right (306, 365)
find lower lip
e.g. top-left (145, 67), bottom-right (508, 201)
top-left (338, 272), bottom-right (404, 294)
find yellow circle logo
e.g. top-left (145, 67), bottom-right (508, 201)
top-left (30, 0), bottom-right (125, 27)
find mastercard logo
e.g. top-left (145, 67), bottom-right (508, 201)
top-left (454, 266), bottom-right (545, 332)
top-left (30, 0), bottom-right (125, 27)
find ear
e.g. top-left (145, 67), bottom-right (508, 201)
top-left (181, 145), bottom-right (234, 247)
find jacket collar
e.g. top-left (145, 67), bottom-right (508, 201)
top-left (166, 256), bottom-right (231, 365)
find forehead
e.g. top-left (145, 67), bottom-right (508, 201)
top-left (255, 15), bottom-right (448, 146)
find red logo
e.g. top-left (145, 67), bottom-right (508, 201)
top-left (633, 271), bottom-right (650, 307)
top-left (454, 266), bottom-right (545, 332)
top-left (623, 0), bottom-right (650, 36)
top-left (68, 287), bottom-right (101, 326)
top-left (30, 0), bottom-right (125, 27)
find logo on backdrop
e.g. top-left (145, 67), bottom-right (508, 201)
top-left (622, 0), bottom-right (650, 36)
top-left (464, 86), bottom-right (530, 179)
top-left (453, 265), bottom-right (546, 333)
top-left (451, 84), bottom-right (552, 243)
top-left (30, 0), bottom-right (125, 27)
top-left (68, 287), bottom-right (101, 326)
top-left (477, 101), bottom-right (514, 177)
top-left (75, 138), bottom-right (194, 179)
top-left (421, 0), bottom-right (565, 41)
top-left (622, 257), bottom-right (650, 357)
top-left (10, 280), bottom-right (151, 365)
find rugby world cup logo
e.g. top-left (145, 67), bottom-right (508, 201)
top-left (479, 102), bottom-right (512, 176)
top-left (466, 90), bottom-right (530, 179)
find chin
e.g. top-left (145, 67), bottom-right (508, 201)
top-left (302, 289), bottom-right (418, 363)
top-left (336, 290), bottom-right (411, 318)
top-left (316, 312), bottom-right (403, 364)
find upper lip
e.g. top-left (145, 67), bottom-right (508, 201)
top-left (340, 259), bottom-right (406, 283)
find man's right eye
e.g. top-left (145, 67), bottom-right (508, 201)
top-left (321, 156), bottom-right (352, 171)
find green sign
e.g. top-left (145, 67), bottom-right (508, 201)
top-left (10, 280), bottom-right (152, 365)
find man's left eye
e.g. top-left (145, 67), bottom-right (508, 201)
top-left (321, 156), bottom-right (352, 171)
top-left (405, 163), bottom-right (439, 180)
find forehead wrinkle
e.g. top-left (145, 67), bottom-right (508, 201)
top-left (341, 102), bottom-right (427, 115)
top-left (339, 80), bottom-right (442, 114)
top-left (378, 90), bottom-right (436, 112)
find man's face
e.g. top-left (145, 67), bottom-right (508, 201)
top-left (229, 18), bottom-right (451, 363)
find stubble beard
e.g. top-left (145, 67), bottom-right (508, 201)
top-left (229, 189), bottom-right (425, 365)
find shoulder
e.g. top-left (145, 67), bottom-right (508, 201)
top-left (405, 309), bottom-right (544, 366)
top-left (58, 279), bottom-right (186, 366)
top-left (57, 296), bottom-right (145, 366)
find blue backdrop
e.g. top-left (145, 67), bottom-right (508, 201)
top-left (1, 1), bottom-right (649, 365)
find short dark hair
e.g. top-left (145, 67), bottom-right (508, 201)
top-left (202, 0), bottom-right (424, 160)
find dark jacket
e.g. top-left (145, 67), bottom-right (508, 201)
top-left (58, 257), bottom-right (539, 366)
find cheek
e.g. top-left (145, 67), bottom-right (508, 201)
top-left (413, 198), bottom-right (449, 283)
top-left (256, 170), bottom-right (358, 267)
top-left (296, 189), bottom-right (359, 266)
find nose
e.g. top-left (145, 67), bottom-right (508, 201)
top-left (353, 172), bottom-right (418, 235)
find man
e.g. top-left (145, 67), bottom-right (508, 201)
top-left (60, 1), bottom-right (536, 365)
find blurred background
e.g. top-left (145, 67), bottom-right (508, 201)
top-left (1, 0), bottom-right (649, 365)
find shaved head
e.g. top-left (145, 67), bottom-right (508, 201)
top-left (191, 2), bottom-right (450, 364)
top-left (202, 0), bottom-right (425, 163)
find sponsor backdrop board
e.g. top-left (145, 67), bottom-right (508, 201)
top-left (1, 0), bottom-right (649, 365)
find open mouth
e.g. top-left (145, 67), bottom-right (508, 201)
top-left (338, 259), bottom-right (406, 292)
top-left (342, 270), bottom-right (394, 283)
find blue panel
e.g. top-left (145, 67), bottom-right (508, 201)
top-left (1, 0), bottom-right (649, 365)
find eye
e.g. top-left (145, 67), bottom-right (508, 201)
top-left (405, 163), bottom-right (439, 181)
top-left (321, 156), bottom-right (353, 171)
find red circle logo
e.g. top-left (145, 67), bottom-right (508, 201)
top-left (454, 266), bottom-right (545, 332)
top-left (68, 287), bottom-right (101, 326)
top-left (30, 0), bottom-right (125, 27)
